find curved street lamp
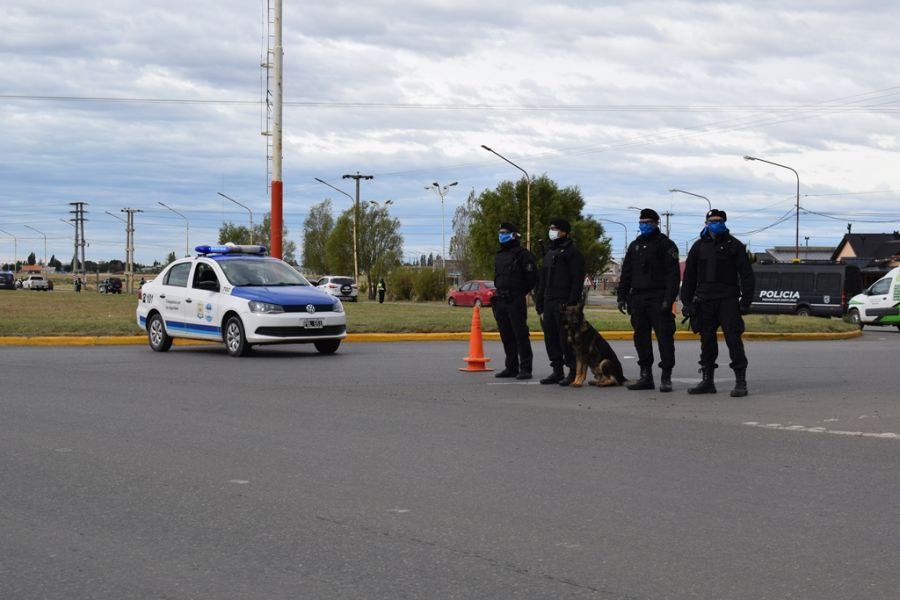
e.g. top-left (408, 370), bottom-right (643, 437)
top-left (218, 192), bottom-right (254, 244)
top-left (481, 145), bottom-right (531, 251)
top-left (24, 225), bottom-right (47, 266)
top-left (158, 202), bottom-right (190, 257)
top-left (743, 155), bottom-right (801, 261)
top-left (668, 188), bottom-right (712, 211)
top-left (425, 182), bottom-right (457, 270)
top-left (315, 177), bottom-right (358, 284)
top-left (597, 218), bottom-right (628, 258)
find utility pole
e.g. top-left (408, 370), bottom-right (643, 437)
top-left (341, 172), bottom-right (374, 287)
top-left (69, 202), bottom-right (88, 281)
top-left (262, 0), bottom-right (284, 258)
top-left (662, 210), bottom-right (674, 236)
top-left (122, 209), bottom-right (143, 294)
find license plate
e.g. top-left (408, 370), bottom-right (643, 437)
top-left (302, 319), bottom-right (324, 329)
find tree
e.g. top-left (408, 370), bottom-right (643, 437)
top-left (218, 212), bottom-right (297, 264)
top-left (27, 252), bottom-right (36, 266)
top-left (467, 175), bottom-right (611, 278)
top-left (325, 203), bottom-right (403, 299)
top-left (48, 255), bottom-right (62, 270)
top-left (301, 199), bottom-right (335, 275)
top-left (165, 252), bottom-right (177, 265)
top-left (449, 189), bottom-right (478, 280)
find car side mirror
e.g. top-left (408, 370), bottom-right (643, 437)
top-left (198, 280), bottom-right (219, 292)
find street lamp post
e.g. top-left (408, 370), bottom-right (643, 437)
top-left (597, 218), bottom-right (628, 258)
top-left (668, 188), bottom-right (712, 211)
top-left (425, 182), bottom-right (458, 271)
top-left (217, 192), bottom-right (254, 244)
top-left (0, 228), bottom-right (17, 272)
top-left (744, 155), bottom-right (801, 261)
top-left (481, 145), bottom-right (531, 251)
top-left (24, 225), bottom-right (47, 267)
top-left (158, 202), bottom-right (190, 257)
top-left (315, 177), bottom-right (359, 285)
top-left (368, 200), bottom-right (394, 209)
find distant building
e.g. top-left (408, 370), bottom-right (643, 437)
top-left (762, 246), bottom-right (835, 263)
top-left (831, 231), bottom-right (900, 283)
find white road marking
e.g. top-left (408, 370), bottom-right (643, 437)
top-left (228, 480), bottom-right (250, 484)
top-left (743, 421), bottom-right (900, 440)
top-left (387, 508), bottom-right (410, 514)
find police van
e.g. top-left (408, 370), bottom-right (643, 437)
top-left (749, 263), bottom-right (863, 317)
top-left (136, 244), bottom-right (347, 356)
top-left (847, 266), bottom-right (900, 330)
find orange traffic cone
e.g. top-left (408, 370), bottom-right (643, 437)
top-left (459, 305), bottom-right (493, 372)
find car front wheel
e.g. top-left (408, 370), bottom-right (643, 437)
top-left (474, 298), bottom-right (483, 307)
top-left (847, 308), bottom-right (863, 330)
top-left (224, 316), bottom-right (252, 357)
top-left (314, 339), bottom-right (341, 354)
top-left (448, 298), bottom-right (457, 307)
top-left (147, 313), bottom-right (173, 352)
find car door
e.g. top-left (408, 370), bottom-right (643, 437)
top-left (861, 277), bottom-right (891, 321)
top-left (184, 261), bottom-right (223, 338)
top-left (459, 282), bottom-right (475, 305)
top-left (158, 261), bottom-right (194, 336)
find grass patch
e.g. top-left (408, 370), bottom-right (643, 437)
top-left (0, 291), bottom-right (860, 336)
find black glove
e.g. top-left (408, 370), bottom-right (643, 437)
top-left (617, 300), bottom-right (628, 315)
top-left (739, 304), bottom-right (751, 315)
top-left (535, 304), bottom-right (543, 316)
top-left (681, 304), bottom-right (694, 318)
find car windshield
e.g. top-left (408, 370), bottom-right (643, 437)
top-left (218, 258), bottom-right (312, 287)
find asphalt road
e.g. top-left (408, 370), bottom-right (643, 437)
top-left (2, 330), bottom-right (899, 599)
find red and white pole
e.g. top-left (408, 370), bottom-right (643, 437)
top-left (270, 0), bottom-right (284, 259)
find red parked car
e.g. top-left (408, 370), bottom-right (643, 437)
top-left (448, 280), bottom-right (496, 307)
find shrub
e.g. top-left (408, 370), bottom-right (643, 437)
top-left (387, 267), bottom-right (416, 301)
top-left (413, 268), bottom-right (448, 302)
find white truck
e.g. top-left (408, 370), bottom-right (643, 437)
top-left (847, 266), bottom-right (900, 330)
top-left (22, 274), bottom-right (49, 290)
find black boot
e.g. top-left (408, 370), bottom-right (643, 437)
top-left (659, 368), bottom-right (673, 393)
top-left (495, 368), bottom-right (518, 378)
top-left (688, 367), bottom-right (716, 394)
top-left (558, 367), bottom-right (576, 387)
top-left (730, 368), bottom-right (748, 397)
top-left (627, 367), bottom-right (655, 390)
top-left (540, 366), bottom-right (565, 385)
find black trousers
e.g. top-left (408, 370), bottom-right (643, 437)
top-left (492, 295), bottom-right (533, 373)
top-left (697, 296), bottom-right (748, 370)
top-left (540, 298), bottom-right (574, 371)
top-left (629, 292), bottom-right (676, 370)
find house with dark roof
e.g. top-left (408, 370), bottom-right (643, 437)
top-left (831, 231), bottom-right (900, 283)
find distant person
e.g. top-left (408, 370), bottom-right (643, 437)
top-left (618, 208), bottom-right (681, 392)
top-left (140, 277), bottom-right (146, 287)
top-left (377, 278), bottom-right (386, 304)
top-left (535, 218), bottom-right (585, 386)
top-left (75, 277), bottom-right (82, 293)
top-left (680, 209), bottom-right (755, 397)
top-left (492, 222), bottom-right (538, 380)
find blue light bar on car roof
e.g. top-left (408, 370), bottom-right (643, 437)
top-left (195, 243), bottom-right (268, 256)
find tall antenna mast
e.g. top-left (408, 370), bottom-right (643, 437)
top-left (262, 0), bottom-right (284, 259)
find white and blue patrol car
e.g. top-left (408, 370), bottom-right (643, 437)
top-left (136, 244), bottom-right (347, 356)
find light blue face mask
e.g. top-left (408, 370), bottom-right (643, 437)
top-left (498, 232), bottom-right (515, 244)
top-left (707, 221), bottom-right (728, 236)
top-left (638, 223), bottom-right (657, 236)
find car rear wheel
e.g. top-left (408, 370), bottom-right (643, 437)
top-left (847, 308), bottom-right (863, 330)
top-left (224, 316), bottom-right (252, 357)
top-left (448, 298), bottom-right (457, 307)
top-left (314, 339), bottom-right (341, 354)
top-left (796, 306), bottom-right (811, 317)
top-left (147, 313), bottom-right (173, 352)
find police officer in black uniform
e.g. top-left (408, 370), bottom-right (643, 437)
top-left (618, 208), bottom-right (680, 392)
top-left (492, 222), bottom-right (538, 380)
top-left (680, 209), bottom-right (755, 397)
top-left (535, 218), bottom-right (585, 386)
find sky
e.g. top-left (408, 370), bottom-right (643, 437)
top-left (2, 0), bottom-right (900, 271)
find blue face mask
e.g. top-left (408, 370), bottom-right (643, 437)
top-left (638, 223), bottom-right (657, 236)
top-left (707, 221), bottom-right (728, 236)
top-left (498, 232), bottom-right (515, 244)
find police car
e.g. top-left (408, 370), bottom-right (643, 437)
top-left (136, 244), bottom-right (347, 356)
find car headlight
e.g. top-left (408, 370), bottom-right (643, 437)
top-left (333, 299), bottom-right (344, 313)
top-left (248, 300), bottom-right (284, 313)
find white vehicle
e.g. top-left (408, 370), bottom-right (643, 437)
top-left (315, 275), bottom-right (358, 302)
top-left (846, 266), bottom-right (900, 330)
top-left (136, 244), bottom-right (347, 356)
top-left (22, 275), bottom-right (48, 290)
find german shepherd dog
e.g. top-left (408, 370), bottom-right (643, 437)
top-left (561, 297), bottom-right (627, 388)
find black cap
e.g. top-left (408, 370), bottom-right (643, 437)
top-left (706, 209), bottom-right (727, 221)
top-left (639, 208), bottom-right (660, 221)
top-left (499, 222), bottom-right (519, 233)
top-left (549, 218), bottom-right (571, 233)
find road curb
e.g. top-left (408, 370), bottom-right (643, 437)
top-left (0, 329), bottom-right (861, 346)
